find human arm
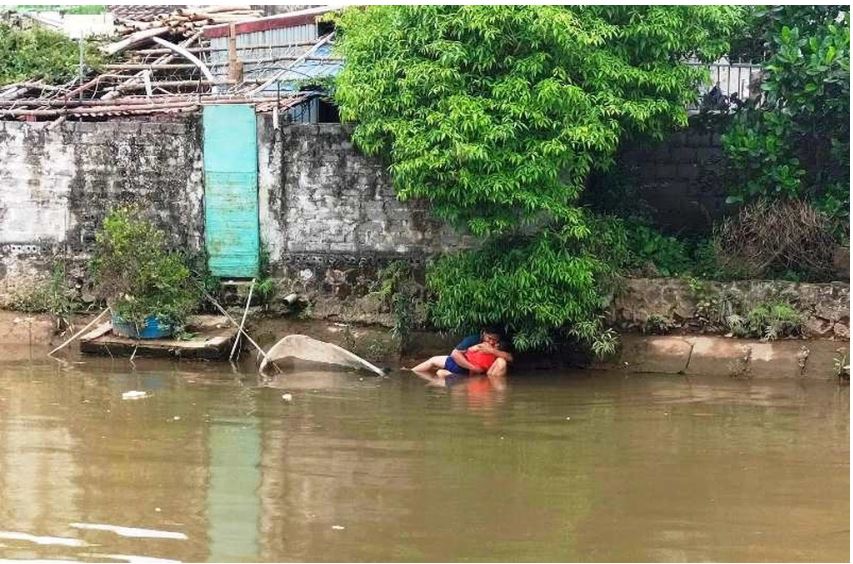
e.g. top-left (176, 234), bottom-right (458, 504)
top-left (450, 349), bottom-right (484, 373)
top-left (451, 335), bottom-right (485, 374)
top-left (476, 343), bottom-right (513, 363)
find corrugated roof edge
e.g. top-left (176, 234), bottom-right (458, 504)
top-left (203, 6), bottom-right (339, 39)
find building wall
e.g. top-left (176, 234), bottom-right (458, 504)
top-left (1, 116), bottom-right (846, 333)
top-left (0, 119), bottom-right (205, 297)
top-left (0, 117), bottom-right (463, 304)
top-left (258, 118), bottom-right (467, 271)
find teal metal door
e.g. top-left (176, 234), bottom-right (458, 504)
top-left (203, 104), bottom-right (259, 278)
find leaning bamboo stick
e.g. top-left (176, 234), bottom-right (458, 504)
top-left (202, 289), bottom-right (274, 367)
top-left (48, 309), bottom-right (110, 356)
top-left (230, 279), bottom-right (255, 361)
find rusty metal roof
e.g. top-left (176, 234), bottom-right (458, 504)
top-left (0, 93), bottom-right (315, 121)
top-left (108, 5), bottom-right (182, 22)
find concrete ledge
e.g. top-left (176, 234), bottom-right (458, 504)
top-left (0, 310), bottom-right (56, 345)
top-left (609, 334), bottom-right (847, 380)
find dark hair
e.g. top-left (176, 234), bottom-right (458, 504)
top-left (482, 325), bottom-right (503, 339)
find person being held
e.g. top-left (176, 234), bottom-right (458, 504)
top-left (435, 340), bottom-right (503, 379)
top-left (410, 327), bottom-right (513, 385)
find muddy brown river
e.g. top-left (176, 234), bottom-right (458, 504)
top-left (0, 351), bottom-right (848, 562)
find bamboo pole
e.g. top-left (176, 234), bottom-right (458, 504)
top-left (202, 289), bottom-right (275, 368)
top-left (0, 100), bottom-right (199, 117)
top-left (150, 36), bottom-right (220, 86)
top-left (101, 27), bottom-right (170, 56)
top-left (133, 46), bottom-right (210, 55)
top-left (48, 309), bottom-right (110, 356)
top-left (0, 95), bottom-right (281, 108)
top-left (104, 63), bottom-right (199, 70)
top-left (229, 279), bottom-right (255, 361)
top-left (102, 32), bottom-right (202, 100)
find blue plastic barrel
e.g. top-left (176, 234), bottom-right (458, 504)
top-left (111, 314), bottom-right (174, 339)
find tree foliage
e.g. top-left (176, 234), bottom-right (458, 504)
top-left (722, 6), bottom-right (850, 220)
top-left (0, 23), bottom-right (102, 86)
top-left (334, 6), bottom-right (742, 349)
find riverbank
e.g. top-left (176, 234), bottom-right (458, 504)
top-left (2, 310), bottom-right (847, 380)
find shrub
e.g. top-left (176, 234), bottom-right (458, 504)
top-left (0, 23), bottom-right (102, 86)
top-left (5, 263), bottom-right (80, 328)
top-left (642, 314), bottom-right (674, 335)
top-left (90, 207), bottom-right (198, 329)
top-left (623, 222), bottom-right (693, 277)
top-left (742, 301), bottom-right (804, 341)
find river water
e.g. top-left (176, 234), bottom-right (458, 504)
top-left (0, 352), bottom-right (848, 562)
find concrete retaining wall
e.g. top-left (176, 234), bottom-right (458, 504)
top-left (606, 334), bottom-right (847, 380)
top-left (611, 278), bottom-right (850, 340)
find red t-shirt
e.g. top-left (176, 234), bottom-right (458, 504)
top-left (465, 350), bottom-right (497, 371)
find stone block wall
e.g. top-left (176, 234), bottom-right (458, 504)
top-left (620, 122), bottom-right (727, 234)
top-left (0, 119), bottom-right (204, 301)
top-left (611, 278), bottom-right (850, 340)
top-left (258, 118), bottom-right (468, 271)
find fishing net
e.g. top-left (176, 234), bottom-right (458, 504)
top-left (260, 334), bottom-right (384, 376)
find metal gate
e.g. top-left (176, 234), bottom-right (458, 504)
top-left (202, 104), bottom-right (259, 278)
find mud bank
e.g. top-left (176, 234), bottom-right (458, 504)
top-left (2, 310), bottom-right (847, 380)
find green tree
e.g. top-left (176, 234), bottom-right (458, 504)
top-left (334, 6), bottom-right (742, 350)
top-left (722, 6), bottom-right (850, 221)
top-left (0, 23), bottom-right (102, 86)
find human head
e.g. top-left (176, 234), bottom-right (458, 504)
top-left (481, 326), bottom-right (503, 347)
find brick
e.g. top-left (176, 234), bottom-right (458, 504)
top-left (677, 164), bottom-right (700, 180)
top-left (672, 147), bottom-right (697, 163)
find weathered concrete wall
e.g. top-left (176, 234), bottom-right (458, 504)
top-left (604, 334), bottom-right (847, 380)
top-left (258, 119), bottom-right (467, 269)
top-left (0, 119), bottom-right (204, 301)
top-left (611, 278), bottom-right (850, 340)
top-left (0, 118), bottom-right (463, 308)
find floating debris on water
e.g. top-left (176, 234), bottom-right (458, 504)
top-left (121, 391), bottom-right (148, 400)
top-left (0, 530), bottom-right (86, 547)
top-left (69, 523), bottom-right (187, 540)
top-left (282, 393), bottom-right (293, 402)
top-left (331, 525), bottom-right (345, 530)
top-left (103, 554), bottom-right (181, 564)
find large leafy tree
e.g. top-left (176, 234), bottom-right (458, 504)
top-left (723, 6), bottom-right (850, 221)
top-left (334, 6), bottom-right (742, 350)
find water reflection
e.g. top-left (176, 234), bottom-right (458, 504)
top-left (0, 354), bottom-right (848, 562)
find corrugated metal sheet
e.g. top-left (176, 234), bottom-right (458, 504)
top-left (205, 20), bottom-right (341, 113)
top-left (208, 23), bottom-right (319, 82)
top-left (203, 104), bottom-right (260, 278)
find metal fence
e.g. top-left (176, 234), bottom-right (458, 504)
top-left (688, 59), bottom-right (763, 112)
